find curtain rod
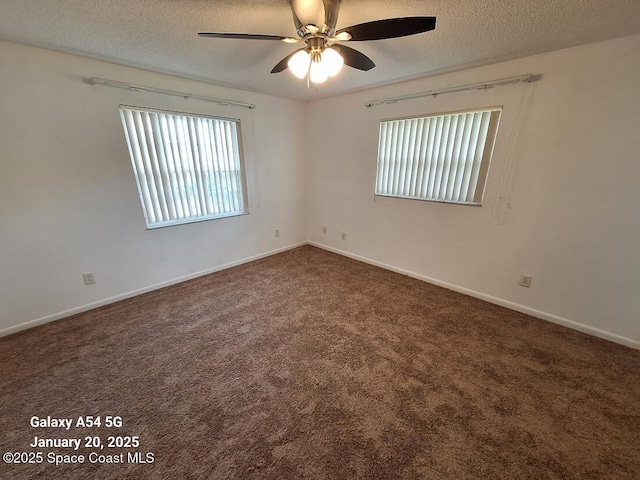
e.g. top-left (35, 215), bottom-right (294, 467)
top-left (364, 74), bottom-right (541, 108)
top-left (86, 77), bottom-right (256, 110)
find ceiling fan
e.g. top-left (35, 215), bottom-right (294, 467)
top-left (199, 0), bottom-right (436, 85)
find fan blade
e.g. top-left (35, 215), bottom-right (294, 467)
top-left (198, 32), bottom-right (289, 41)
top-left (334, 45), bottom-right (375, 71)
top-left (336, 16), bottom-right (436, 41)
top-left (271, 49), bottom-right (306, 73)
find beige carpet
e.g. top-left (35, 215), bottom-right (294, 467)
top-left (1, 245), bottom-right (639, 479)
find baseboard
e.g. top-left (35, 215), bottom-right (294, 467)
top-left (308, 241), bottom-right (640, 350)
top-left (5, 240), bottom-right (638, 351)
top-left (0, 242), bottom-right (307, 339)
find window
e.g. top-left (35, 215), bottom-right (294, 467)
top-left (119, 105), bottom-right (248, 228)
top-left (375, 107), bottom-right (501, 205)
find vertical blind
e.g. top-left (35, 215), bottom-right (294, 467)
top-left (119, 106), bottom-right (247, 228)
top-left (375, 108), bottom-right (501, 205)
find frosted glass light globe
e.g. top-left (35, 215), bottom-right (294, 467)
top-left (288, 50), bottom-right (311, 79)
top-left (309, 60), bottom-right (328, 83)
top-left (291, 0), bottom-right (325, 28)
top-left (322, 48), bottom-right (344, 77)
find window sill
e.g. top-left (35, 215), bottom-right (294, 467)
top-left (145, 210), bottom-right (249, 230)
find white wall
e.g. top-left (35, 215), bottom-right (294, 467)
top-left (306, 35), bottom-right (640, 347)
top-left (0, 41), bottom-right (308, 334)
top-left (2, 37), bottom-right (639, 348)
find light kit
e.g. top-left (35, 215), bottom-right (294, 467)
top-left (287, 41), bottom-right (344, 84)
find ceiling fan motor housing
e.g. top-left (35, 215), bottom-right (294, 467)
top-left (306, 36), bottom-right (326, 53)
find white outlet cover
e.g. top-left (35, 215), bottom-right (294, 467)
top-left (519, 275), bottom-right (533, 288)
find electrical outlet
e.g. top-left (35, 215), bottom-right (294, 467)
top-left (519, 275), bottom-right (533, 288)
top-left (322, 226), bottom-right (327, 234)
top-left (341, 232), bottom-right (347, 241)
top-left (82, 273), bottom-right (96, 285)
top-left (274, 229), bottom-right (280, 238)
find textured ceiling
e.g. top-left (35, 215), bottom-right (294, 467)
top-left (1, 0), bottom-right (639, 102)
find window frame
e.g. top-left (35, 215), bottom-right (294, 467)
top-left (374, 106), bottom-right (502, 207)
top-left (119, 105), bottom-right (250, 229)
